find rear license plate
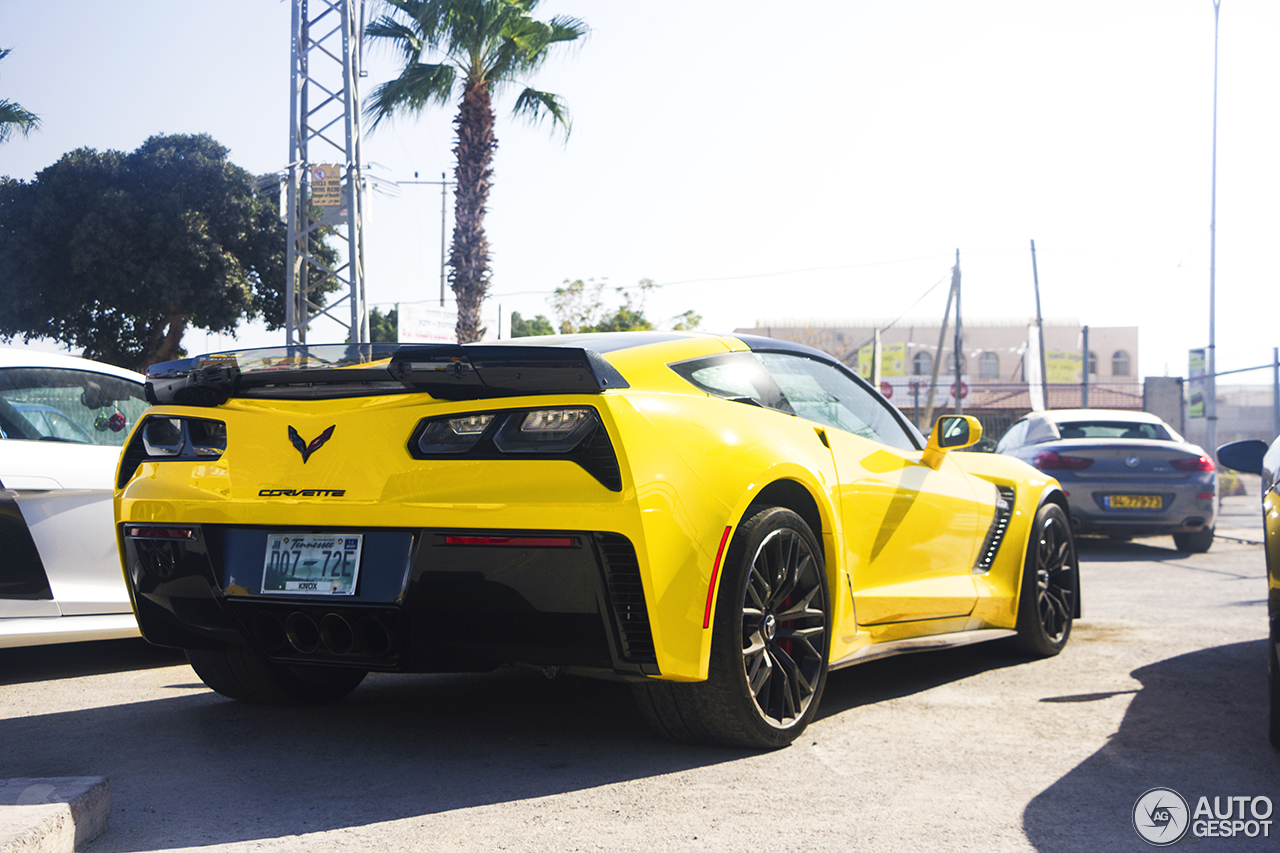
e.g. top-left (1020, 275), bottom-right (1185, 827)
top-left (262, 533), bottom-right (362, 595)
top-left (1104, 494), bottom-right (1163, 510)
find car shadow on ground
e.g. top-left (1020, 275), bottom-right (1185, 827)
top-left (2, 663), bottom-right (756, 851)
top-left (0, 638), bottom-right (185, 686)
top-left (1023, 639), bottom-right (1280, 853)
top-left (2, 635), bottom-right (1042, 851)
top-left (817, 640), bottom-right (1027, 719)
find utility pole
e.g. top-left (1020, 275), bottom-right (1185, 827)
top-left (923, 252), bottom-right (960, 428)
top-left (399, 173), bottom-right (456, 306)
top-left (1207, 0), bottom-right (1222, 454)
top-left (1272, 347), bottom-right (1278, 439)
top-left (953, 249), bottom-right (963, 416)
top-left (286, 0), bottom-right (368, 345)
top-left (1030, 239), bottom-right (1050, 411)
top-left (1081, 325), bottom-right (1090, 409)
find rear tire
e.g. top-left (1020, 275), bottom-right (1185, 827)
top-left (1013, 503), bottom-right (1077, 657)
top-left (1173, 527), bottom-right (1214, 553)
top-left (187, 645), bottom-right (366, 705)
top-left (632, 506), bottom-right (830, 749)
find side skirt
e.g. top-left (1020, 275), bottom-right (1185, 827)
top-left (829, 628), bottom-right (1016, 671)
top-left (0, 614), bottom-right (140, 649)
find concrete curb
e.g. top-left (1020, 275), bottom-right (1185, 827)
top-left (0, 778), bottom-right (109, 853)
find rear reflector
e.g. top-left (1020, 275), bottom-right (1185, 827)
top-left (127, 527), bottom-right (196, 540)
top-left (1197, 493), bottom-right (1215, 499)
top-left (703, 526), bottom-right (734, 629)
top-left (444, 535), bottom-right (577, 548)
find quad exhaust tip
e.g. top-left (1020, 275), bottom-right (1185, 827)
top-left (248, 609), bottom-right (394, 658)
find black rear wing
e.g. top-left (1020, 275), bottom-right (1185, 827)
top-left (145, 344), bottom-right (629, 407)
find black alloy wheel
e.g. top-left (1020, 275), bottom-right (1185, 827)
top-left (738, 521), bottom-right (829, 730)
top-left (1014, 502), bottom-right (1077, 657)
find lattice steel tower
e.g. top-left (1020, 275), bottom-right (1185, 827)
top-left (286, 0), bottom-right (368, 344)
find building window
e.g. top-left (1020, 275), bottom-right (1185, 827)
top-left (979, 352), bottom-right (999, 379)
top-left (1088, 351), bottom-right (1098, 377)
top-left (945, 351), bottom-right (966, 375)
top-left (912, 352), bottom-right (932, 376)
top-left (1112, 350), bottom-right (1131, 377)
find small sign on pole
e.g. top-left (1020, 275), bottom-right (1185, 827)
top-left (1188, 348), bottom-right (1207, 419)
top-left (311, 164), bottom-right (342, 209)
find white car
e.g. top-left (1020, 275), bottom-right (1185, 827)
top-left (0, 347), bottom-right (148, 646)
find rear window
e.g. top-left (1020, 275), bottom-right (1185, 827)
top-left (1056, 420), bottom-right (1171, 441)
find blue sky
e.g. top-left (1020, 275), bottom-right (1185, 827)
top-left (2, 1), bottom-right (1277, 381)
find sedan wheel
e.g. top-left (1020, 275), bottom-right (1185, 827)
top-left (1270, 624), bottom-right (1279, 749)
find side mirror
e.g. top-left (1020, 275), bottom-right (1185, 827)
top-left (924, 415), bottom-right (982, 468)
top-left (1217, 439), bottom-right (1269, 475)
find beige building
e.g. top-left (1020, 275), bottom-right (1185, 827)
top-left (737, 318), bottom-right (1140, 434)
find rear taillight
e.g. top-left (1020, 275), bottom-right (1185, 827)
top-left (119, 415), bottom-right (228, 488)
top-left (1171, 455), bottom-right (1215, 472)
top-left (409, 406), bottom-right (622, 491)
top-left (1033, 450), bottom-right (1094, 470)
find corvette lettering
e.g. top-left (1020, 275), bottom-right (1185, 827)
top-left (258, 489), bottom-right (346, 497)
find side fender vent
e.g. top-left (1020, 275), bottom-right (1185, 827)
top-left (974, 486), bottom-right (1016, 574)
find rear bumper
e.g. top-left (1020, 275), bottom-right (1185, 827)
top-left (121, 524), bottom-right (660, 679)
top-left (1066, 492), bottom-right (1217, 536)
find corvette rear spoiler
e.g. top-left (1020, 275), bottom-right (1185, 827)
top-left (145, 344), bottom-right (630, 406)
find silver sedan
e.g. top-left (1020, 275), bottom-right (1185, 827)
top-left (994, 408), bottom-right (1217, 552)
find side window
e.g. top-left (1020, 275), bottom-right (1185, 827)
top-left (0, 368), bottom-right (147, 446)
top-left (669, 352), bottom-right (794, 415)
top-left (758, 353), bottom-right (918, 451)
top-left (994, 419), bottom-right (1029, 453)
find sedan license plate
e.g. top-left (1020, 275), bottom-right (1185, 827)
top-left (262, 533), bottom-right (362, 595)
top-left (1104, 494), bottom-right (1163, 510)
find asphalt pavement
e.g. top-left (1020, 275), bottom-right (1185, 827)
top-left (1, 489), bottom-right (1276, 852)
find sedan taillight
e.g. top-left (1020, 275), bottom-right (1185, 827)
top-left (1032, 450), bottom-right (1094, 470)
top-left (1171, 455), bottom-right (1216, 472)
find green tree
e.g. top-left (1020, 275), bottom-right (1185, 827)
top-left (0, 134), bottom-right (336, 371)
top-left (551, 278), bottom-right (655, 334)
top-left (671, 309), bottom-right (702, 331)
top-left (0, 48), bottom-right (39, 144)
top-left (365, 0), bottom-right (587, 344)
top-left (370, 306), bottom-right (399, 342)
top-left (510, 311), bottom-right (554, 337)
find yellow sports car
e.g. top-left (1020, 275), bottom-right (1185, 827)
top-left (116, 332), bottom-right (1077, 748)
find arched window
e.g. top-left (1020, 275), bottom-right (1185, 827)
top-left (1088, 351), bottom-right (1098, 377)
top-left (945, 351), bottom-right (966, 375)
top-left (1112, 350), bottom-right (1131, 377)
top-left (979, 352), bottom-right (999, 379)
top-left (912, 351), bottom-right (932, 376)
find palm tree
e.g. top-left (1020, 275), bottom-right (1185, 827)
top-left (0, 48), bottom-right (40, 144)
top-left (365, 0), bottom-right (587, 342)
